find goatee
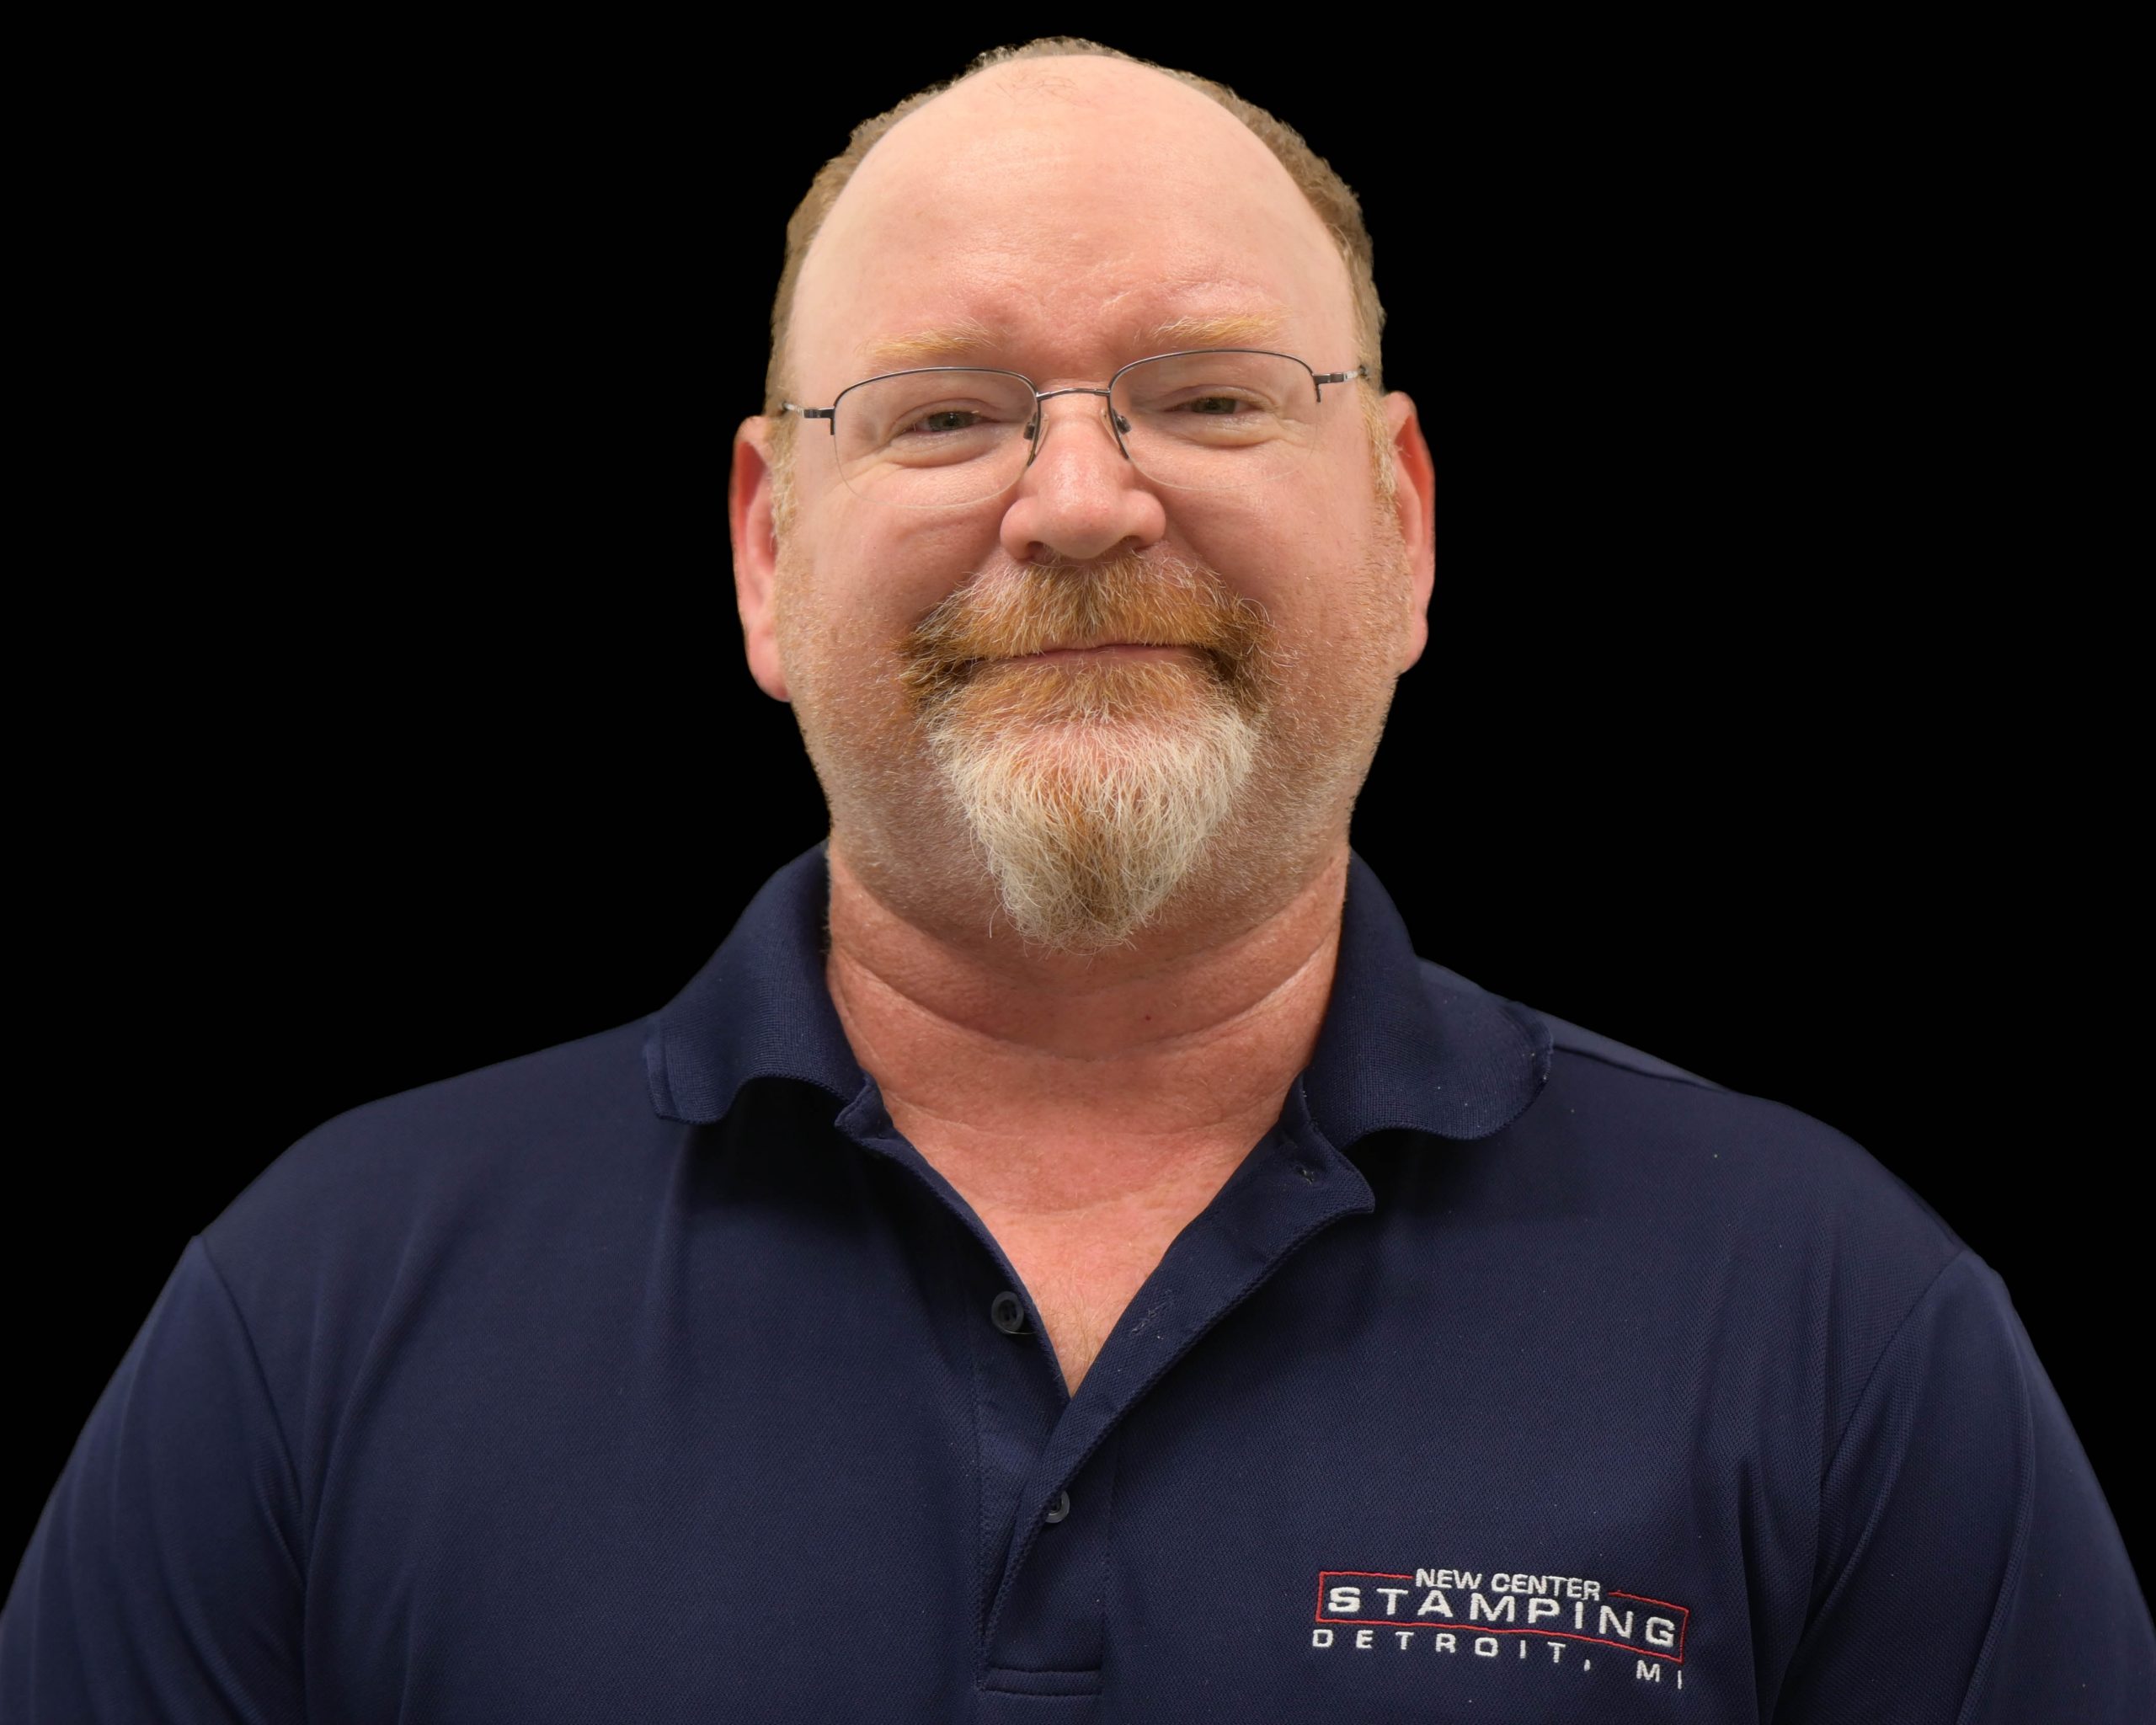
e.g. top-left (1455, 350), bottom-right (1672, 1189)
top-left (899, 553), bottom-right (1281, 953)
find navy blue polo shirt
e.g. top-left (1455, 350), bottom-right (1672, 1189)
top-left (6, 845), bottom-right (2149, 1721)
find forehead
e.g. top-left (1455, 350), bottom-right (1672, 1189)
top-left (791, 57), bottom-right (1354, 383)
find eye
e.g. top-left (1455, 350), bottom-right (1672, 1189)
top-left (1182, 395), bottom-right (1253, 416)
top-left (907, 409), bottom-right (985, 435)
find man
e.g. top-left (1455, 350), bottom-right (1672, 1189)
top-left (5, 36), bottom-right (2148, 1722)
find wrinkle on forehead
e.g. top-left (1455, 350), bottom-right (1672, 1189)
top-left (857, 307), bottom-right (1294, 376)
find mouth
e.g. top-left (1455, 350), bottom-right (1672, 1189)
top-left (1011, 643), bottom-right (1197, 665)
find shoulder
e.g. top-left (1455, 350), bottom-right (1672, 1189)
top-left (1401, 975), bottom-right (1968, 1440)
top-left (198, 1020), bottom-right (672, 1403)
top-left (1528, 999), bottom-right (1722, 1091)
top-left (211, 1018), bottom-right (659, 1250)
top-left (1510, 985), bottom-right (1961, 1265)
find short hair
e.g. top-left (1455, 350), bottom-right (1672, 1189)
top-left (762, 38), bottom-right (1387, 435)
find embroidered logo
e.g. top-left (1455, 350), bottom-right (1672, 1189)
top-left (1311, 1564), bottom-right (1694, 1691)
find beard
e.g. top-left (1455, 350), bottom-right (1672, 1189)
top-left (897, 550), bottom-right (1285, 954)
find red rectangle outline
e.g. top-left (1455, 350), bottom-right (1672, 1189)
top-left (1313, 1570), bottom-right (1688, 1665)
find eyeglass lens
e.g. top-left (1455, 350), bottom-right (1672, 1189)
top-left (829, 352), bottom-right (1325, 509)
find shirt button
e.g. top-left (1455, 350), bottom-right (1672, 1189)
top-left (1044, 1489), bottom-right (1071, 1525)
top-left (990, 1291), bottom-right (1028, 1335)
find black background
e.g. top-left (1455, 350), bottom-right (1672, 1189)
top-left (14, 23), bottom-right (2137, 1594)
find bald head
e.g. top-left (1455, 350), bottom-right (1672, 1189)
top-left (760, 40), bottom-right (1385, 425)
top-left (787, 56), bottom-right (1358, 419)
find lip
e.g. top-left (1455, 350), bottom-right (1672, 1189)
top-left (1015, 644), bottom-right (1195, 664)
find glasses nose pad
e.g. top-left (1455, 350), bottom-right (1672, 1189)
top-left (1022, 411), bottom-right (1043, 467)
top-left (1110, 408), bottom-right (1132, 436)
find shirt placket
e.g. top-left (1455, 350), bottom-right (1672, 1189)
top-left (835, 1079), bottom-right (1374, 1720)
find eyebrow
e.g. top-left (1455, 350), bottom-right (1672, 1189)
top-left (1137, 309), bottom-right (1289, 351)
top-left (857, 319), bottom-right (1003, 370)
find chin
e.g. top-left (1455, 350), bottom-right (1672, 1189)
top-left (922, 661), bottom-right (1263, 953)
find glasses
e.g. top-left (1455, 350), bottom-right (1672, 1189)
top-left (782, 348), bottom-right (1369, 510)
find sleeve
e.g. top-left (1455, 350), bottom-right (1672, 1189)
top-left (0, 1236), bottom-right (307, 1723)
top-left (1774, 1249), bottom-right (2153, 1722)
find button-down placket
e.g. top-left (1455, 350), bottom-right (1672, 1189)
top-left (976, 1081), bottom-right (1374, 1673)
top-left (834, 1074), bottom-right (1378, 1705)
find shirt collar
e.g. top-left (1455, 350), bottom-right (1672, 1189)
top-left (644, 842), bottom-right (1549, 1145)
top-left (1304, 849), bottom-right (1552, 1143)
top-left (643, 843), bottom-right (862, 1124)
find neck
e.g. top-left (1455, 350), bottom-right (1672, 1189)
top-left (822, 840), bottom-right (1349, 1219)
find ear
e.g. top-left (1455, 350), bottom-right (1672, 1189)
top-left (728, 416), bottom-right (791, 702)
top-left (1383, 392), bottom-right (1437, 674)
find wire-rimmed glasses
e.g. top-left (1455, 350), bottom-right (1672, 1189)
top-left (782, 348), bottom-right (1369, 510)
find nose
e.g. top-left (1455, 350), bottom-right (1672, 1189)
top-left (998, 391), bottom-right (1167, 565)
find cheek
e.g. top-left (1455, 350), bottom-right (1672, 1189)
top-left (777, 505), bottom-right (1006, 718)
top-left (1188, 487), bottom-right (1396, 666)
top-left (800, 501), bottom-right (1001, 637)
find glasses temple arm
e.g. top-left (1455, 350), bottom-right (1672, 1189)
top-left (1309, 364), bottom-right (1371, 398)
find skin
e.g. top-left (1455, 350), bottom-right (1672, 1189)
top-left (728, 56), bottom-right (1437, 1392)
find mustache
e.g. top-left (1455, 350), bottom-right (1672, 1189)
top-left (898, 552), bottom-right (1278, 715)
